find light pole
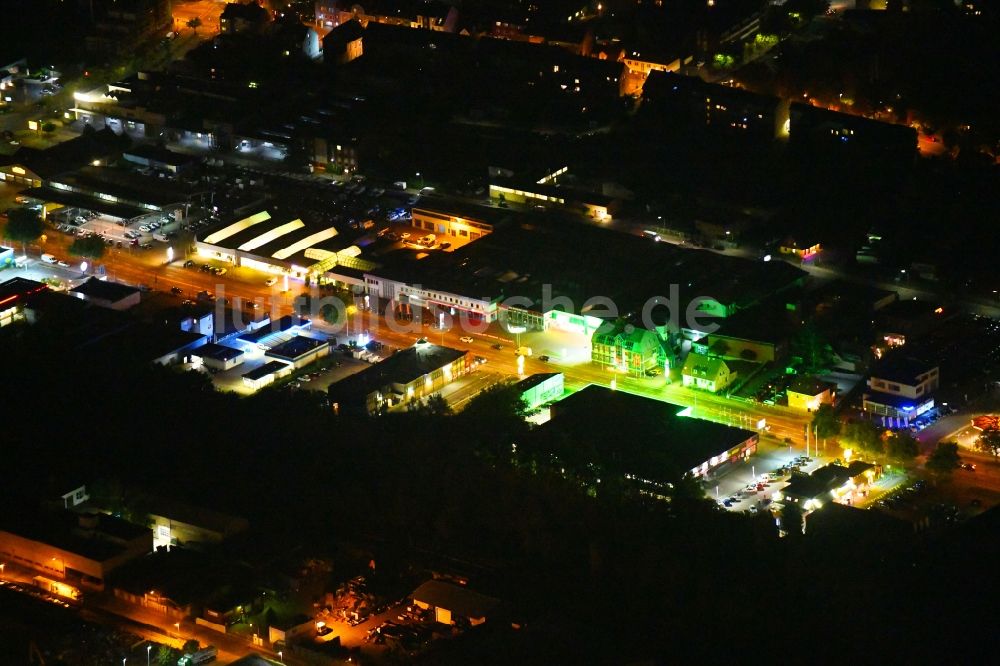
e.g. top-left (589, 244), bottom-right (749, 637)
top-left (147, 645), bottom-right (151, 666)
top-left (278, 650), bottom-right (284, 663)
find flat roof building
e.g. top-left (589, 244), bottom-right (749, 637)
top-left (70, 278), bottom-right (142, 311)
top-left (0, 497), bottom-right (152, 590)
top-left (242, 360), bottom-right (294, 391)
top-left (329, 340), bottom-right (468, 415)
top-left (522, 385), bottom-right (759, 489)
top-left (265, 334), bottom-right (330, 369)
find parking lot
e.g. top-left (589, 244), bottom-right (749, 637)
top-left (707, 439), bottom-right (828, 514)
top-left (47, 206), bottom-right (180, 249)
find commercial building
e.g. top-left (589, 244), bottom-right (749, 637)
top-left (122, 145), bottom-right (201, 174)
top-left (411, 579), bottom-right (500, 626)
top-left (191, 343), bottom-right (246, 371)
top-left (787, 376), bottom-right (838, 412)
top-left (789, 102), bottom-right (918, 163)
top-left (863, 356), bottom-right (939, 425)
top-left (196, 207), bottom-right (374, 287)
top-left (682, 353), bottom-right (735, 393)
top-left (328, 340), bottom-right (468, 415)
top-left (70, 278), bottom-right (142, 311)
top-left (0, 499), bottom-right (152, 590)
top-left (777, 461), bottom-right (881, 511)
top-left (514, 372), bottom-right (564, 409)
top-left (242, 360), bottom-right (294, 391)
top-left (488, 166), bottom-right (621, 222)
top-left (0, 128), bottom-right (129, 189)
top-left (264, 335), bottom-right (330, 369)
top-left (411, 203), bottom-right (497, 242)
top-left (524, 385), bottom-right (759, 486)
top-left (0, 277), bottom-right (48, 327)
top-left (146, 497), bottom-right (249, 551)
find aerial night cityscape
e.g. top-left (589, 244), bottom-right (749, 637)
top-left (0, 0), bottom-right (998, 663)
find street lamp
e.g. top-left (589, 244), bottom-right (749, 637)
top-left (147, 645), bottom-right (151, 666)
top-left (166, 246), bottom-right (174, 264)
top-left (278, 651), bottom-right (284, 663)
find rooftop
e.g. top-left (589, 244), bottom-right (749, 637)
top-left (194, 342), bottom-right (245, 363)
top-left (788, 376), bottom-right (838, 397)
top-left (328, 341), bottom-right (466, 399)
top-left (242, 360), bottom-right (291, 381)
top-left (0, 276), bottom-right (48, 306)
top-left (530, 385), bottom-right (757, 481)
top-left (266, 335), bottom-right (327, 361)
top-left (412, 579), bottom-right (500, 619)
top-left (870, 355), bottom-right (938, 385)
top-left (513, 372), bottom-right (561, 393)
top-left (70, 277), bottom-right (140, 304)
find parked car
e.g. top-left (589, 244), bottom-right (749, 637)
top-left (183, 259), bottom-right (195, 268)
top-left (459, 336), bottom-right (474, 344)
top-left (265, 276), bottom-right (278, 286)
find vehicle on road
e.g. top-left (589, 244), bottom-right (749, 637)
top-left (183, 260), bottom-right (195, 268)
top-left (213, 267), bottom-right (227, 276)
top-left (177, 646), bottom-right (217, 665)
top-left (170, 287), bottom-right (183, 295)
top-left (57, 260), bottom-right (70, 268)
top-left (41, 254), bottom-right (57, 264)
top-left (539, 355), bottom-right (550, 362)
top-left (459, 336), bottom-right (474, 343)
top-left (491, 343), bottom-right (503, 350)
top-left (516, 346), bottom-right (532, 357)
top-left (265, 276), bottom-right (278, 286)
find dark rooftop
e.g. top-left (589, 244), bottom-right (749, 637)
top-left (242, 360), bottom-right (291, 381)
top-left (529, 385), bottom-right (758, 481)
top-left (870, 355), bottom-right (938, 385)
top-left (0, 276), bottom-right (48, 305)
top-left (70, 277), bottom-right (140, 304)
top-left (194, 342), bottom-right (245, 363)
top-left (328, 341), bottom-right (466, 399)
top-left (266, 335), bottom-right (327, 361)
top-left (513, 372), bottom-right (561, 393)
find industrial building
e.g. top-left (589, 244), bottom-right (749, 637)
top-left (0, 498), bottom-right (152, 590)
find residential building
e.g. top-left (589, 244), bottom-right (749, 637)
top-left (682, 353), bottom-right (735, 393)
top-left (591, 322), bottom-right (665, 376)
top-left (787, 376), bottom-right (838, 412)
top-left (328, 340), bottom-right (468, 415)
top-left (322, 18), bottom-right (365, 64)
top-left (0, 127), bottom-right (130, 189)
top-left (220, 1), bottom-right (272, 34)
top-left (320, 0), bottom-right (459, 33)
top-left (789, 102), bottom-right (918, 164)
top-left (640, 71), bottom-right (789, 141)
top-left (875, 299), bottom-right (952, 348)
top-left (84, 0), bottom-right (172, 55)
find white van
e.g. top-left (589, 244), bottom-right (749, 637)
top-left (41, 253), bottom-right (57, 264)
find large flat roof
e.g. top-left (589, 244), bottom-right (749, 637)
top-left (368, 218), bottom-right (806, 319)
top-left (529, 385), bottom-right (757, 481)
